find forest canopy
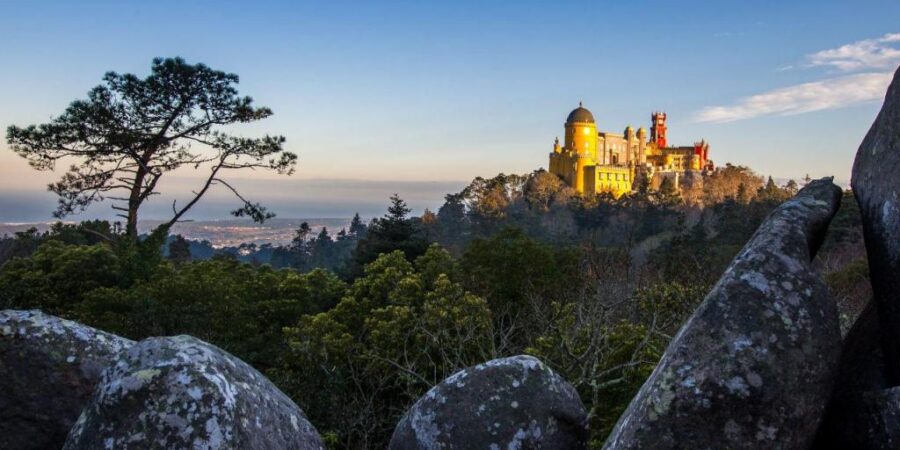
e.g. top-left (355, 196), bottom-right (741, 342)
top-left (0, 165), bottom-right (868, 449)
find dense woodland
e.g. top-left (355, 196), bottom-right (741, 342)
top-left (0, 166), bottom-right (869, 449)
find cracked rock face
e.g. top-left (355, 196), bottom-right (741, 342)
top-left (852, 66), bottom-right (900, 384)
top-left (0, 309), bottom-right (134, 450)
top-left (63, 335), bottom-right (324, 450)
top-left (604, 178), bottom-right (843, 450)
top-left (388, 355), bottom-right (588, 450)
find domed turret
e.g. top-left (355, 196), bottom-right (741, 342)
top-left (566, 102), bottom-right (595, 124)
top-left (563, 102), bottom-right (599, 194)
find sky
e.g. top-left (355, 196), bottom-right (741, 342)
top-left (1, 0), bottom-right (899, 221)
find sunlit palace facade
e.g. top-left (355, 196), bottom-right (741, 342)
top-left (548, 103), bottom-right (714, 197)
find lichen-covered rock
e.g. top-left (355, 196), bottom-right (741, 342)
top-left (0, 309), bottom-right (134, 450)
top-left (604, 178), bottom-right (843, 450)
top-left (389, 355), bottom-right (588, 450)
top-left (63, 335), bottom-right (324, 450)
top-left (851, 66), bottom-right (900, 383)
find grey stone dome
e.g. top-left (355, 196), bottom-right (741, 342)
top-left (566, 103), bottom-right (594, 124)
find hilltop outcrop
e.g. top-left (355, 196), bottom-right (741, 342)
top-left (0, 311), bottom-right (325, 450)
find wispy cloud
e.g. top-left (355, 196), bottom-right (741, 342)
top-left (694, 33), bottom-right (900, 123)
top-left (694, 72), bottom-right (892, 123)
top-left (807, 33), bottom-right (900, 71)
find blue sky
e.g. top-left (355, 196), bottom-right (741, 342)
top-left (1, 0), bottom-right (899, 220)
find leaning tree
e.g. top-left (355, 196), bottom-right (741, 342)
top-left (6, 57), bottom-right (297, 238)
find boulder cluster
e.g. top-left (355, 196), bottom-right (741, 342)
top-left (1, 308), bottom-right (587, 450)
top-left (0, 310), bottom-right (325, 450)
top-left (2, 68), bottom-right (900, 449)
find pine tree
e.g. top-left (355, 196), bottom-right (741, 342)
top-left (349, 213), bottom-right (368, 238)
top-left (757, 176), bottom-right (782, 201)
top-left (6, 57), bottom-right (296, 237)
top-left (785, 180), bottom-right (799, 196)
top-left (167, 235), bottom-right (192, 264)
top-left (291, 222), bottom-right (312, 250)
top-left (349, 195), bottom-right (429, 276)
top-left (386, 194), bottom-right (411, 224)
top-left (309, 227), bottom-right (336, 269)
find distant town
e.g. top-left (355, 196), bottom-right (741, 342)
top-left (0, 218), bottom-right (353, 248)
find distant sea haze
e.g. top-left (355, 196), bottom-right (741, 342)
top-left (0, 218), bottom-right (355, 248)
top-left (0, 177), bottom-right (468, 223)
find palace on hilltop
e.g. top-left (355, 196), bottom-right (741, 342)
top-left (548, 103), bottom-right (714, 197)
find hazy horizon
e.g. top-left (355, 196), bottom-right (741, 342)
top-left (0, 177), bottom-right (469, 222)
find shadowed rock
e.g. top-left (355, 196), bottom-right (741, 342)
top-left (0, 310), bottom-right (133, 450)
top-left (388, 355), bottom-right (588, 450)
top-left (604, 178), bottom-right (843, 450)
top-left (813, 302), bottom-right (897, 448)
top-left (818, 387), bottom-right (900, 449)
top-left (812, 66), bottom-right (900, 449)
top-left (851, 66), bottom-right (900, 384)
top-left (63, 335), bottom-right (324, 450)
top-left (830, 301), bottom-right (887, 393)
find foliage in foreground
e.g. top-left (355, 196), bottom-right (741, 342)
top-left (0, 225), bottom-right (706, 449)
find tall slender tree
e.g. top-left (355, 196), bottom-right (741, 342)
top-left (348, 212), bottom-right (368, 238)
top-left (6, 57), bottom-right (297, 238)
